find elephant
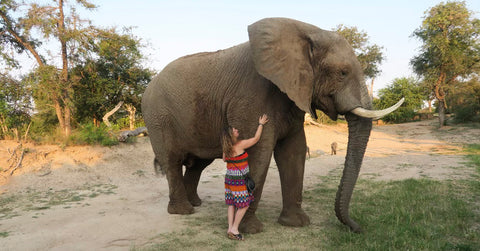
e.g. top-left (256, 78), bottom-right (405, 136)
top-left (142, 17), bottom-right (403, 233)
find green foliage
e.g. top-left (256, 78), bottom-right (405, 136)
top-left (449, 77), bottom-right (480, 123)
top-left (0, 0), bottom-right (34, 68)
top-left (115, 117), bottom-right (145, 129)
top-left (333, 25), bottom-right (384, 79)
top-left (71, 28), bottom-right (154, 124)
top-left (374, 77), bottom-right (426, 123)
top-left (70, 123), bottom-right (118, 146)
top-left (411, 1), bottom-right (480, 126)
top-left (0, 73), bottom-right (32, 139)
top-left (2, 2), bottom-right (154, 142)
top-left (412, 1), bottom-right (480, 78)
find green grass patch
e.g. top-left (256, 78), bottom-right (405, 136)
top-left (325, 179), bottom-right (479, 250)
top-left (0, 231), bottom-right (9, 238)
top-left (134, 174), bottom-right (480, 250)
top-left (464, 144), bottom-right (480, 172)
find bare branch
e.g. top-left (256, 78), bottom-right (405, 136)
top-left (10, 149), bottom-right (25, 176)
top-left (103, 101), bottom-right (124, 127)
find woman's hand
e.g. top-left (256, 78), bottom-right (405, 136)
top-left (259, 114), bottom-right (269, 125)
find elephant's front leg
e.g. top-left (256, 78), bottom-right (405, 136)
top-left (238, 149), bottom-right (273, 234)
top-left (274, 129), bottom-right (310, 227)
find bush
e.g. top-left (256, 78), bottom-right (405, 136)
top-left (380, 107), bottom-right (417, 123)
top-left (71, 123), bottom-right (118, 146)
top-left (448, 78), bottom-right (480, 123)
top-left (374, 77), bottom-right (426, 124)
top-left (114, 117), bottom-right (146, 129)
top-left (453, 105), bottom-right (480, 123)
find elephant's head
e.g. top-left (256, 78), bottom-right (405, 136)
top-left (248, 18), bottom-right (403, 232)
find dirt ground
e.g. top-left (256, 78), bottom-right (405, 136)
top-left (0, 119), bottom-right (479, 250)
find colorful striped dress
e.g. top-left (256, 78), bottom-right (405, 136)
top-left (224, 151), bottom-right (254, 208)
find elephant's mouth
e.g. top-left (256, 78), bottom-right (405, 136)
top-left (315, 96), bottom-right (338, 121)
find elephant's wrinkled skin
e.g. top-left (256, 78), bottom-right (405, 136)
top-left (142, 18), bottom-right (402, 233)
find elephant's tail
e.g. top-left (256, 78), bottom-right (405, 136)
top-left (154, 157), bottom-right (166, 176)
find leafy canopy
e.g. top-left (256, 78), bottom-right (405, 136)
top-left (71, 28), bottom-right (154, 124)
top-left (411, 1), bottom-right (480, 98)
top-left (374, 77), bottom-right (427, 123)
top-left (333, 25), bottom-right (385, 80)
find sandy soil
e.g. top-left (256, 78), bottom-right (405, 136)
top-left (0, 119), bottom-right (479, 250)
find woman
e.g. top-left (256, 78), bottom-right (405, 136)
top-left (222, 114), bottom-right (269, 241)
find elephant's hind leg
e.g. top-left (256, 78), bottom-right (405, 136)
top-left (183, 157), bottom-right (214, 206)
top-left (158, 152), bottom-right (195, 215)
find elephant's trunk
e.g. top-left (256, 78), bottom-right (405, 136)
top-left (335, 113), bottom-right (372, 233)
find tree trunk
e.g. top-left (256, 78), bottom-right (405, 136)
top-left (438, 99), bottom-right (446, 127)
top-left (93, 118), bottom-right (100, 127)
top-left (54, 99), bottom-right (66, 133)
top-left (434, 72), bottom-right (447, 128)
top-left (125, 104), bottom-right (136, 130)
top-left (57, 0), bottom-right (72, 136)
top-left (368, 78), bottom-right (375, 99)
top-left (428, 99), bottom-right (432, 113)
top-left (0, 114), bottom-right (8, 137)
top-left (64, 100), bottom-right (72, 136)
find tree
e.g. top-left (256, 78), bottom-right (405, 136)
top-left (411, 1), bottom-right (480, 127)
top-left (0, 0), bottom-right (44, 67)
top-left (71, 28), bottom-right (154, 128)
top-left (333, 25), bottom-right (385, 97)
top-left (0, 73), bottom-right (32, 140)
top-left (374, 77), bottom-right (426, 123)
top-left (1, 0), bottom-right (97, 136)
top-left (448, 74), bottom-right (480, 122)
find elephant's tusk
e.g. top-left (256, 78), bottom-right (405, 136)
top-left (351, 98), bottom-right (405, 120)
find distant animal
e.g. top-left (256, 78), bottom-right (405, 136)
top-left (331, 142), bottom-right (338, 155)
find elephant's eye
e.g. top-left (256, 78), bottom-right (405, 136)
top-left (341, 70), bottom-right (348, 77)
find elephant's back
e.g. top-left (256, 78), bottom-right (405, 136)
top-left (144, 42), bottom-right (252, 111)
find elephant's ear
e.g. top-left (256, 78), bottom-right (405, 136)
top-left (248, 18), bottom-right (316, 115)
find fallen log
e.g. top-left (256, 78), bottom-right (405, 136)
top-left (118, 127), bottom-right (148, 142)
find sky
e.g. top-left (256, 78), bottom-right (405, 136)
top-left (56, 1), bottom-right (480, 94)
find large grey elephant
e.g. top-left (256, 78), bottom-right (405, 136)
top-left (142, 17), bottom-right (403, 233)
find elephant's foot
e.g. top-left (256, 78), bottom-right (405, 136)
top-left (167, 199), bottom-right (194, 214)
top-left (278, 207), bottom-right (310, 227)
top-left (239, 214), bottom-right (264, 234)
top-left (188, 194), bottom-right (202, 207)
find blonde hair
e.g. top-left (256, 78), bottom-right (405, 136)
top-left (222, 127), bottom-right (235, 158)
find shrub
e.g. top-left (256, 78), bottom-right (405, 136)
top-left (72, 123), bottom-right (118, 146)
top-left (453, 105), bottom-right (480, 123)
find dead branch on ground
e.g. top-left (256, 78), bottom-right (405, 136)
top-left (10, 149), bottom-right (25, 176)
